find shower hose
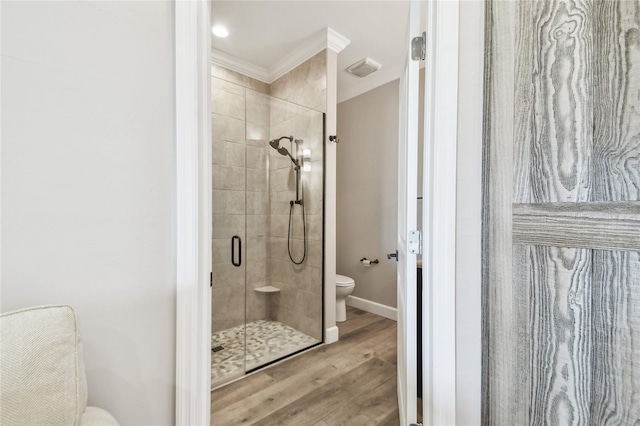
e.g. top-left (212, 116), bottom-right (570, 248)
top-left (287, 198), bottom-right (307, 265)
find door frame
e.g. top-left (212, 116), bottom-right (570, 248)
top-left (175, 1), bottom-right (212, 425)
top-left (174, 1), bottom-right (478, 425)
top-left (421, 1), bottom-right (461, 425)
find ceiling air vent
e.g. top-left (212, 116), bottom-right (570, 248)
top-left (346, 58), bottom-right (381, 78)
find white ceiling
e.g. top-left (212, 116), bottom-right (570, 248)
top-left (211, 1), bottom-right (410, 103)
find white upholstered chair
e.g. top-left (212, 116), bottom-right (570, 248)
top-left (0, 305), bottom-right (118, 425)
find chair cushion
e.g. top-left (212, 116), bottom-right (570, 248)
top-left (80, 406), bottom-right (119, 425)
top-left (1, 305), bottom-right (83, 425)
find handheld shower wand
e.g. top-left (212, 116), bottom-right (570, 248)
top-left (268, 135), bottom-right (307, 265)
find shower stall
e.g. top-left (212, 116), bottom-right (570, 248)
top-left (211, 82), bottom-right (325, 388)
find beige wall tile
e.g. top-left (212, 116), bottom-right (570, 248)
top-left (212, 138), bottom-right (226, 165)
top-left (212, 113), bottom-right (244, 143)
top-left (212, 189), bottom-right (226, 214)
top-left (212, 214), bottom-right (244, 239)
top-left (246, 236), bottom-right (268, 261)
top-left (247, 168), bottom-right (267, 192)
top-left (246, 191), bottom-right (268, 215)
top-left (212, 238), bottom-right (230, 265)
top-left (247, 215), bottom-right (268, 238)
top-left (212, 316), bottom-right (244, 333)
top-left (270, 191), bottom-right (294, 215)
top-left (225, 142), bottom-right (245, 168)
top-left (269, 258), bottom-right (289, 284)
top-left (246, 145), bottom-right (266, 170)
top-left (270, 51), bottom-right (327, 113)
top-left (269, 154), bottom-right (290, 171)
top-left (246, 90), bottom-right (270, 126)
top-left (212, 262), bottom-right (243, 289)
top-left (270, 237), bottom-right (287, 261)
top-left (246, 258), bottom-right (268, 285)
top-left (226, 190), bottom-right (245, 214)
top-left (246, 292), bottom-right (269, 322)
top-left (212, 165), bottom-right (245, 191)
top-left (302, 167), bottom-right (323, 215)
top-left (212, 87), bottom-right (245, 120)
top-left (270, 214), bottom-right (288, 238)
top-left (212, 76), bottom-right (244, 96)
top-left (269, 167), bottom-right (295, 192)
top-left (307, 240), bottom-right (323, 268)
top-left (307, 214), bottom-right (322, 241)
top-left (246, 122), bottom-right (269, 145)
top-left (211, 64), bottom-right (269, 94)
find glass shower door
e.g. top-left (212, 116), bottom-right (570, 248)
top-left (211, 79), bottom-right (325, 387)
top-left (210, 83), bottom-right (247, 388)
top-left (244, 95), bottom-right (324, 372)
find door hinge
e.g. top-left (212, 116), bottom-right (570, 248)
top-left (408, 230), bottom-right (422, 255)
top-left (411, 32), bottom-right (426, 61)
top-left (210, 272), bottom-right (213, 287)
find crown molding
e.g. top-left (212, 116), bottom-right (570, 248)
top-left (211, 49), bottom-right (270, 83)
top-left (212, 27), bottom-right (350, 85)
top-left (337, 63), bottom-right (404, 104)
top-left (266, 27), bottom-right (351, 83)
top-left (268, 28), bottom-right (330, 83)
top-left (327, 27), bottom-right (351, 53)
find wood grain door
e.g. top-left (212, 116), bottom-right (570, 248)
top-left (483, 1), bottom-right (640, 424)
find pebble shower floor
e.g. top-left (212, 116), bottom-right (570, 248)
top-left (211, 320), bottom-right (319, 388)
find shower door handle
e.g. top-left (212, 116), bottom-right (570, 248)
top-left (231, 235), bottom-right (242, 267)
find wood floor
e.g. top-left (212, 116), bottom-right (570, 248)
top-left (211, 307), bottom-right (399, 425)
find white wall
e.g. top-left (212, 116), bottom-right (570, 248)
top-left (1, 2), bottom-right (176, 424)
top-left (336, 80), bottom-right (399, 309)
top-left (455, 1), bottom-right (484, 424)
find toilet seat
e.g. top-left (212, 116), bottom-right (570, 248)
top-left (336, 274), bottom-right (355, 287)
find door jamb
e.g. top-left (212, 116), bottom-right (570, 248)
top-left (422, 1), bottom-right (460, 425)
top-left (175, 1), bottom-right (212, 425)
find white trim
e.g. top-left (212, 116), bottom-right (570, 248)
top-left (324, 326), bottom-right (339, 344)
top-left (210, 49), bottom-right (269, 83)
top-left (175, 1), bottom-right (211, 425)
top-left (346, 296), bottom-right (398, 321)
top-left (327, 27), bottom-right (351, 53)
top-left (212, 27), bottom-right (350, 85)
top-left (422, 1), bottom-right (459, 425)
top-left (324, 49), bottom-right (339, 346)
top-left (270, 27), bottom-right (350, 82)
top-left (337, 64), bottom-right (404, 104)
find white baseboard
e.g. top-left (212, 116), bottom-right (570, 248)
top-left (325, 326), bottom-right (339, 344)
top-left (346, 296), bottom-right (397, 321)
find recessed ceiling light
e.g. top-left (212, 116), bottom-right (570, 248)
top-left (212, 25), bottom-right (228, 38)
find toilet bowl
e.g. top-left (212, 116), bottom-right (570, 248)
top-left (336, 274), bottom-right (355, 322)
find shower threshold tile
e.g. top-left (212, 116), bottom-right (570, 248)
top-left (211, 320), bottom-right (319, 387)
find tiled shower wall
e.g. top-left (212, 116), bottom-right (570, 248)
top-left (211, 65), bottom-right (270, 333)
top-left (211, 51), bottom-right (327, 340)
top-left (269, 51), bottom-right (326, 340)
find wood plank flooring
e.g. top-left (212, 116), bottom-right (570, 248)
top-left (211, 307), bottom-right (399, 425)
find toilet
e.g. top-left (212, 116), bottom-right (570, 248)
top-left (335, 274), bottom-right (356, 322)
